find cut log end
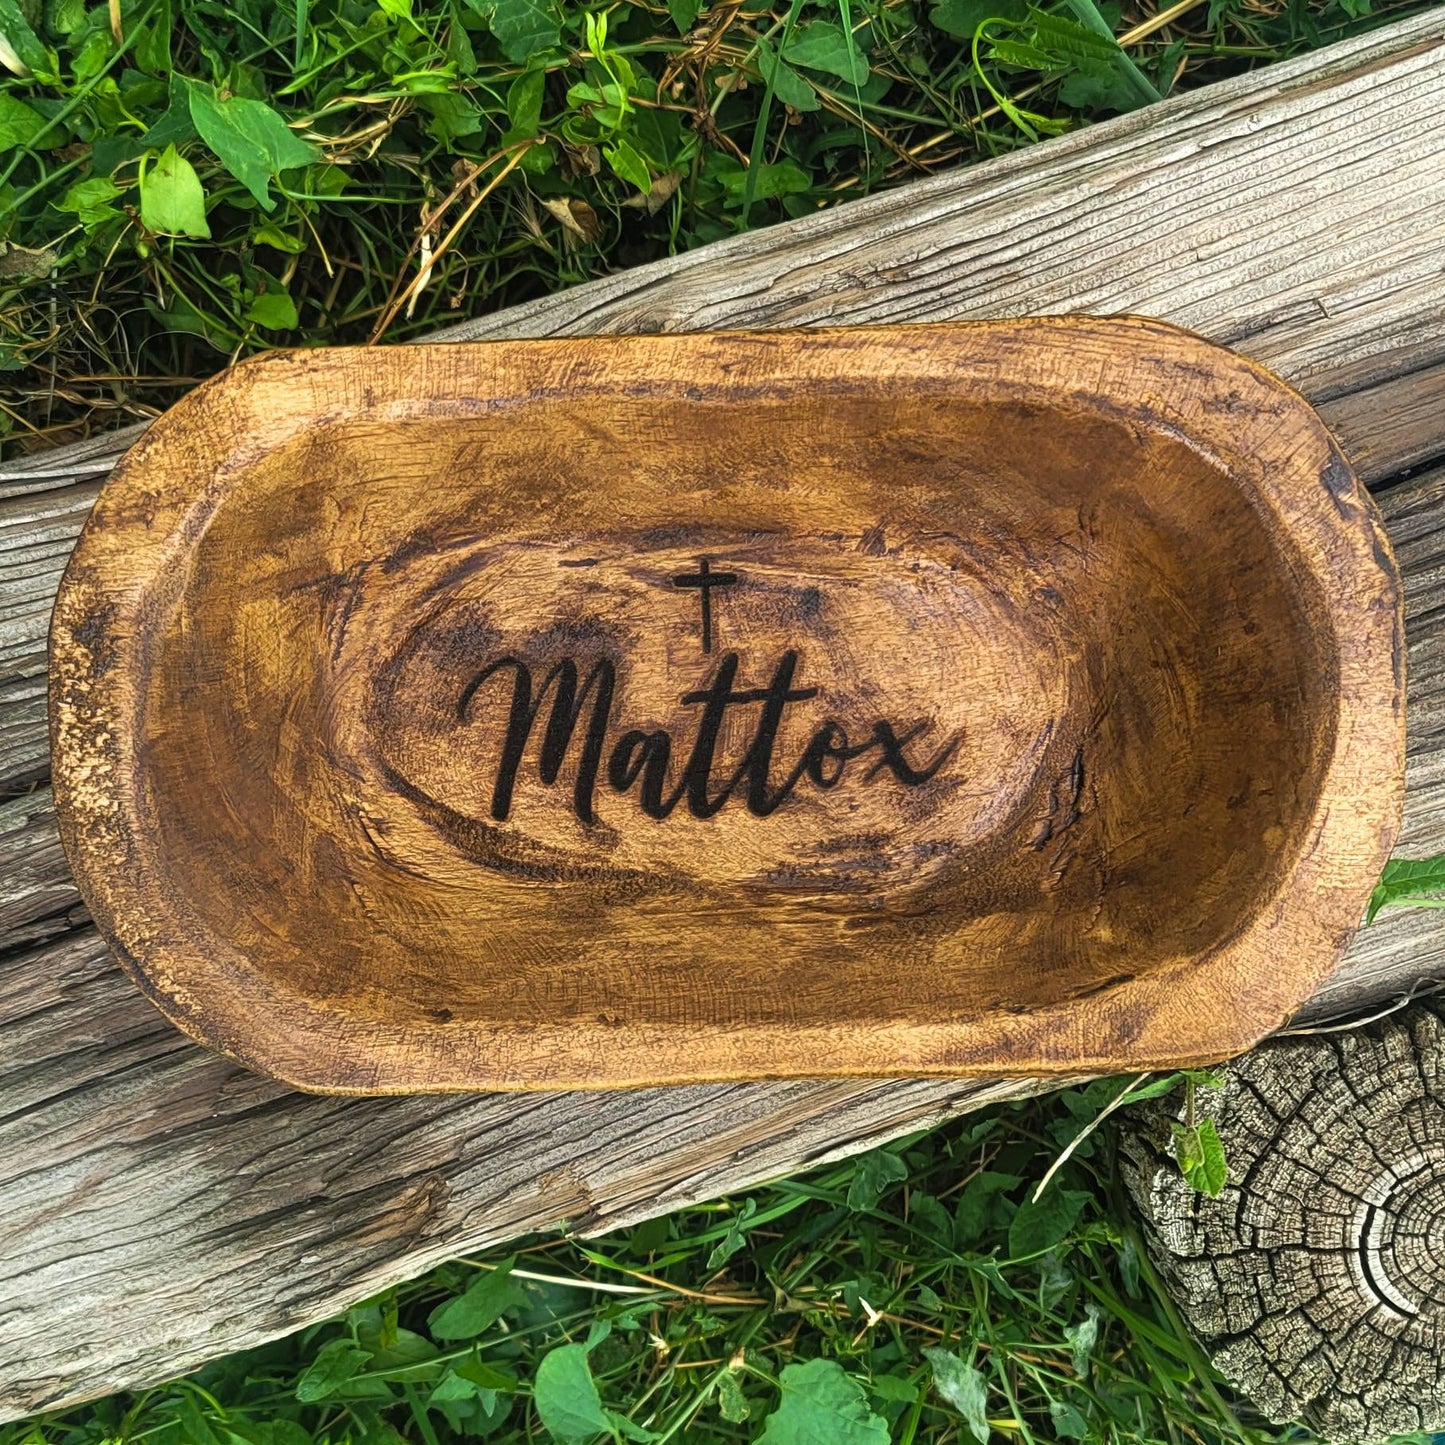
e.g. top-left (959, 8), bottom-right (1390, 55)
top-left (1119, 1002), bottom-right (1445, 1443)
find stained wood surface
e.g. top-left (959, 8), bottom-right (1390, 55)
top-left (2, 6), bottom-right (1445, 1417)
top-left (1120, 1000), bottom-right (1445, 1442)
top-left (49, 320), bottom-right (1404, 1093)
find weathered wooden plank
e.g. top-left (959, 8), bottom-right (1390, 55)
top-left (1322, 361), bottom-right (1445, 482)
top-left (2, 9), bottom-right (1445, 1420)
top-left (0, 931), bottom-right (1048, 1414)
top-left (1309, 465), bottom-right (1445, 1014)
top-left (0, 483), bottom-right (100, 796)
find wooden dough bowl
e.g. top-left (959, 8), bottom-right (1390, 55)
top-left (50, 319), bottom-right (1405, 1093)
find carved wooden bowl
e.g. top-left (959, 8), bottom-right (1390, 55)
top-left (50, 318), bottom-right (1404, 1093)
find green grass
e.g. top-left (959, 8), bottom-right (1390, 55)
top-left (0, 0), bottom-right (1431, 453)
top-left (0, 1079), bottom-right (1430, 1445)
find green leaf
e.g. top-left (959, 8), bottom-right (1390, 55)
top-left (146, 74), bottom-right (200, 148)
top-left (907, 1191), bottom-right (953, 1244)
top-left (427, 1368), bottom-right (483, 1404)
top-left (55, 176), bottom-right (124, 229)
top-left (1115, 1232), bottom-right (1141, 1296)
top-left (757, 1359), bottom-right (889, 1445)
top-left (418, 91), bottom-right (485, 143)
top-left (246, 287), bottom-right (297, 329)
top-left (174, 1392), bottom-right (221, 1445)
top-left (428, 1366), bottom-right (512, 1436)
top-left (533, 1344), bottom-right (613, 1444)
top-left (869, 1375), bottom-right (917, 1403)
top-left (609, 1412), bottom-right (657, 1443)
top-left (453, 1356), bottom-right (520, 1392)
top-left (706, 1197), bottom-right (757, 1269)
top-left (252, 220), bottom-right (305, 253)
top-left (757, 41), bottom-right (819, 112)
top-left (984, 35), bottom-right (1057, 68)
top-left (1057, 0), bottom-right (1160, 102)
top-left (141, 144), bottom-right (210, 238)
top-left (783, 21), bottom-right (868, 85)
top-left (928, 0), bottom-right (1026, 37)
top-left (954, 1170), bottom-right (1020, 1246)
top-left (132, 1), bottom-right (173, 76)
top-left (52, 0), bottom-right (85, 34)
top-left (715, 156), bottom-right (812, 205)
top-left (295, 1339), bottom-right (373, 1403)
top-left (462, 0), bottom-right (559, 64)
top-left (1038, 1249), bottom-right (1073, 1311)
top-left (604, 136), bottom-right (650, 193)
top-left (1030, 10), bottom-right (1123, 63)
top-left (394, 69), bottom-right (463, 97)
top-left (1367, 854), bottom-right (1445, 921)
top-left (1064, 1304), bottom-right (1101, 1379)
top-left (1101, 1072), bottom-right (1189, 1105)
top-left (363, 1320), bottom-right (436, 1374)
top-left (1155, 35), bottom-right (1187, 96)
top-left (1050, 1399), bottom-right (1091, 1439)
top-left (184, 79), bottom-right (319, 210)
top-left (718, 1369), bottom-right (750, 1423)
top-left (0, 92), bottom-right (47, 149)
top-left (507, 64), bottom-right (546, 137)
top-left (90, 133), bottom-right (146, 176)
top-left (427, 1261), bottom-right (526, 1341)
top-left (846, 1147), bottom-right (908, 1212)
top-left (306, 161), bottom-right (349, 198)
top-left (1173, 1117), bottom-right (1228, 1197)
top-left (70, 26), bottom-right (112, 85)
top-left (668, 0), bottom-right (699, 32)
top-left (1007, 1187), bottom-right (1090, 1257)
top-left (1058, 62), bottom-right (1139, 113)
top-left (142, 292), bottom-right (233, 350)
top-left (260, 1423), bottom-right (316, 1445)
top-left (0, 0), bottom-right (56, 80)
top-left (923, 1349), bottom-right (989, 1445)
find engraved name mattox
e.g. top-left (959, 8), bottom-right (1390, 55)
top-left (454, 559), bottom-right (961, 825)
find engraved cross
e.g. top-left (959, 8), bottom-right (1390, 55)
top-left (673, 558), bottom-right (737, 654)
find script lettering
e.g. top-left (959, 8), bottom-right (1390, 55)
top-left (458, 650), bottom-right (957, 824)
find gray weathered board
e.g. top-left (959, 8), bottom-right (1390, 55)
top-left (3, 7), bottom-right (1445, 1419)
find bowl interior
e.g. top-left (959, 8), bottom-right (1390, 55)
top-left (134, 381), bottom-right (1333, 1034)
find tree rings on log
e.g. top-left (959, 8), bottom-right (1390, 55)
top-left (1120, 1002), bottom-right (1445, 1442)
top-left (48, 318), bottom-right (1404, 1092)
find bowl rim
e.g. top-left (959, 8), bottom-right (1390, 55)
top-left (48, 315), bottom-right (1406, 1093)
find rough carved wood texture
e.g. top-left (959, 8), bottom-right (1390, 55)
top-left (48, 319), bottom-right (1404, 1092)
top-left (1120, 1001), bottom-right (1445, 1442)
top-left (2, 7), bottom-right (1445, 1418)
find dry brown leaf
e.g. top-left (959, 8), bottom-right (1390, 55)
top-left (622, 171), bottom-right (683, 216)
top-left (560, 143), bottom-right (602, 179)
top-left (540, 197), bottom-right (602, 244)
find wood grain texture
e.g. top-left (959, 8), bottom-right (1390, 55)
top-left (1120, 1001), bottom-right (1445, 1441)
top-left (48, 319), bottom-right (1404, 1092)
top-left (1, 8), bottom-right (1445, 1417)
